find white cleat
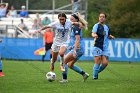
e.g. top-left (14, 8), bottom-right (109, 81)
top-left (59, 79), bottom-right (68, 83)
top-left (83, 73), bottom-right (89, 82)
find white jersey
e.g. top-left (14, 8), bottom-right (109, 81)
top-left (49, 20), bottom-right (72, 46)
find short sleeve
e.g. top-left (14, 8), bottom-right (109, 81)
top-left (108, 27), bottom-right (111, 36)
top-left (73, 26), bottom-right (81, 35)
top-left (92, 24), bottom-right (98, 33)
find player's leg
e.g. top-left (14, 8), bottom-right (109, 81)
top-left (98, 56), bottom-right (108, 73)
top-left (92, 47), bottom-right (102, 79)
top-left (60, 52), bottom-right (73, 83)
top-left (68, 49), bottom-right (89, 82)
top-left (42, 44), bottom-right (47, 62)
top-left (50, 51), bottom-right (58, 71)
top-left (68, 60), bottom-right (89, 82)
top-left (98, 49), bottom-right (109, 73)
top-left (93, 56), bottom-right (101, 79)
top-left (59, 45), bottom-right (67, 71)
top-left (50, 49), bottom-right (52, 60)
top-left (42, 53), bottom-right (46, 62)
top-left (0, 57), bottom-right (4, 77)
top-left (50, 44), bottom-right (59, 71)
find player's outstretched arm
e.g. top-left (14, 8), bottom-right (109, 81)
top-left (34, 25), bottom-right (51, 33)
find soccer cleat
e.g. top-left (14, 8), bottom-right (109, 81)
top-left (59, 79), bottom-right (68, 83)
top-left (60, 65), bottom-right (65, 72)
top-left (92, 75), bottom-right (98, 80)
top-left (0, 72), bottom-right (5, 77)
top-left (83, 73), bottom-right (89, 82)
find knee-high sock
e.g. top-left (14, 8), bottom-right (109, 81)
top-left (60, 56), bottom-right (64, 65)
top-left (0, 60), bottom-right (2, 72)
top-left (93, 64), bottom-right (99, 78)
top-left (98, 64), bottom-right (106, 73)
top-left (71, 65), bottom-right (85, 75)
top-left (62, 64), bottom-right (68, 80)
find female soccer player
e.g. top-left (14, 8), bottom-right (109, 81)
top-left (35, 13), bottom-right (82, 72)
top-left (92, 12), bottom-right (114, 79)
top-left (60, 13), bottom-right (89, 83)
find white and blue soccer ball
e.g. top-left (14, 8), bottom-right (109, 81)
top-left (46, 72), bottom-right (56, 82)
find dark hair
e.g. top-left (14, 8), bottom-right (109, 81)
top-left (58, 13), bottom-right (67, 19)
top-left (71, 14), bottom-right (79, 21)
top-left (100, 12), bottom-right (107, 18)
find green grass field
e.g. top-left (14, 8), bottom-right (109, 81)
top-left (0, 60), bottom-right (140, 93)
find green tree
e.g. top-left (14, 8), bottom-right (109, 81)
top-left (109, 0), bottom-right (140, 38)
top-left (84, 0), bottom-right (111, 37)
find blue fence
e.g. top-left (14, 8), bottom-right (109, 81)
top-left (0, 38), bottom-right (140, 62)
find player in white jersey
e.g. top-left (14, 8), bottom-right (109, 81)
top-left (35, 13), bottom-right (81, 72)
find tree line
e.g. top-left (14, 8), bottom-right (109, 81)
top-left (87, 0), bottom-right (140, 38)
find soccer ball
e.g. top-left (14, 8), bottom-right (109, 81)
top-left (46, 72), bottom-right (56, 82)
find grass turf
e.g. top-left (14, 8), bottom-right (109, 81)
top-left (0, 60), bottom-right (140, 93)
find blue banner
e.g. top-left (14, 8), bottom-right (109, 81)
top-left (0, 38), bottom-right (140, 62)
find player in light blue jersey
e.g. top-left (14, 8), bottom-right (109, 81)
top-left (92, 12), bottom-right (115, 80)
top-left (60, 13), bottom-right (89, 83)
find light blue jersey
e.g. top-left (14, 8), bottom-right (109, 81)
top-left (92, 23), bottom-right (111, 57)
top-left (69, 25), bottom-right (84, 60)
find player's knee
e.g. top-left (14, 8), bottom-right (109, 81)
top-left (51, 58), bottom-right (57, 62)
top-left (68, 63), bottom-right (73, 69)
top-left (59, 52), bottom-right (64, 57)
top-left (103, 62), bottom-right (108, 66)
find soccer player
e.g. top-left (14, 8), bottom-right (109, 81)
top-left (35, 13), bottom-right (81, 72)
top-left (0, 39), bottom-right (5, 77)
top-left (60, 13), bottom-right (89, 83)
top-left (92, 12), bottom-right (115, 79)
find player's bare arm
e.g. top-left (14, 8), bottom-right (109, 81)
top-left (109, 35), bottom-right (115, 39)
top-left (92, 32), bottom-right (98, 38)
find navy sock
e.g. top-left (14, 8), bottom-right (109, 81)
top-left (62, 73), bottom-right (67, 79)
top-left (98, 64), bottom-right (106, 73)
top-left (62, 64), bottom-right (68, 80)
top-left (80, 71), bottom-right (85, 75)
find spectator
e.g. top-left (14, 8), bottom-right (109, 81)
top-left (32, 19), bottom-right (39, 30)
top-left (18, 19), bottom-right (28, 31)
top-left (7, 6), bottom-right (17, 18)
top-left (71, 0), bottom-right (81, 13)
top-left (34, 13), bottom-right (42, 28)
top-left (19, 5), bottom-right (28, 18)
top-left (41, 16), bottom-right (51, 26)
top-left (0, 3), bottom-right (8, 18)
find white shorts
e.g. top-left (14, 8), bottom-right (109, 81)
top-left (51, 43), bottom-right (68, 52)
